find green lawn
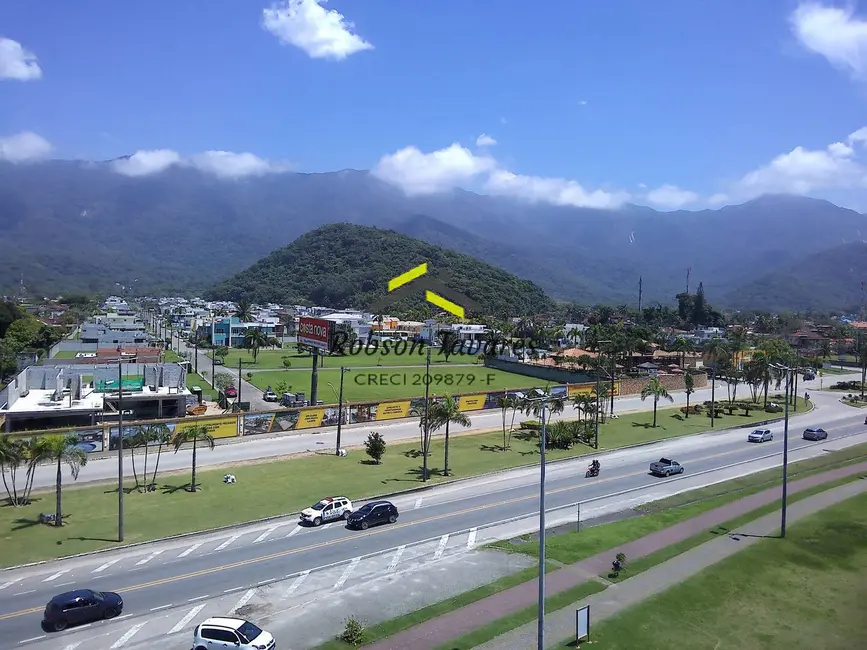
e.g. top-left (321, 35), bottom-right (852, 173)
top-left (208, 347), bottom-right (483, 370)
top-left (558, 491), bottom-right (867, 649)
top-left (52, 350), bottom-right (80, 359)
top-left (185, 372), bottom-right (217, 401)
top-left (163, 349), bottom-right (181, 363)
top-left (247, 366), bottom-right (544, 402)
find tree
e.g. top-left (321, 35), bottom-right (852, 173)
top-left (0, 437), bottom-right (25, 506)
top-left (496, 394), bottom-right (516, 450)
top-left (364, 432), bottom-right (387, 464)
top-left (704, 337), bottom-right (729, 418)
top-left (146, 423), bottom-right (173, 490)
top-left (234, 300), bottom-right (254, 322)
top-left (692, 282), bottom-right (708, 326)
top-left (683, 371), bottom-right (695, 418)
top-left (428, 395), bottom-right (472, 477)
top-left (437, 330), bottom-right (459, 362)
top-left (671, 336), bottom-right (694, 369)
top-left (214, 372), bottom-right (234, 391)
top-left (640, 377), bottom-right (674, 428)
top-left (244, 328), bottom-right (269, 363)
top-left (213, 346), bottom-right (229, 362)
top-left (171, 424), bottom-right (215, 492)
top-left (45, 434), bottom-right (88, 526)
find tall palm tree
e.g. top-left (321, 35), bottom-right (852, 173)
top-left (45, 434), bottom-right (88, 526)
top-left (671, 336), bottom-right (694, 369)
top-left (683, 371), bottom-right (695, 418)
top-left (704, 337), bottom-right (729, 421)
top-left (496, 394), bottom-right (516, 450)
top-left (429, 395), bottom-right (472, 477)
top-left (640, 376), bottom-right (674, 428)
top-left (21, 437), bottom-right (51, 505)
top-left (244, 328), bottom-right (269, 363)
top-left (146, 423), bottom-right (173, 490)
top-left (171, 424), bottom-right (215, 492)
top-left (0, 437), bottom-right (25, 506)
top-left (234, 300), bottom-right (254, 322)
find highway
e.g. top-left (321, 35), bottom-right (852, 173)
top-left (1, 388), bottom-right (864, 650)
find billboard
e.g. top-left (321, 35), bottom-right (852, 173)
top-left (375, 400), bottom-right (411, 420)
top-left (298, 317), bottom-right (333, 351)
top-left (457, 394), bottom-right (487, 411)
top-left (174, 416), bottom-right (238, 440)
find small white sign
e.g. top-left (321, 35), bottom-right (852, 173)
top-left (576, 605), bottom-right (590, 642)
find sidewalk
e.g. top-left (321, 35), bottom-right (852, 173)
top-left (362, 461), bottom-right (867, 650)
top-left (476, 477), bottom-right (867, 649)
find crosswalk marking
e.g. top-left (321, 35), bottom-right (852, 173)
top-left (0, 578), bottom-right (22, 590)
top-left (467, 528), bottom-right (478, 549)
top-left (285, 526), bottom-right (302, 538)
top-left (414, 498), bottom-right (423, 509)
top-left (178, 542), bottom-right (202, 558)
top-left (322, 522), bottom-right (334, 530)
top-left (168, 604), bottom-right (206, 634)
top-left (253, 526), bottom-right (280, 543)
top-left (214, 534), bottom-right (241, 551)
top-left (285, 570), bottom-right (310, 596)
top-left (135, 550), bottom-right (164, 566)
top-left (93, 559), bottom-right (120, 573)
top-left (43, 569), bottom-right (69, 582)
top-left (111, 622), bottom-right (146, 648)
top-left (434, 534), bottom-right (449, 559)
top-left (229, 589), bottom-right (256, 614)
top-left (388, 545), bottom-right (406, 571)
top-left (333, 557), bottom-right (360, 589)
top-left (62, 642), bottom-right (82, 650)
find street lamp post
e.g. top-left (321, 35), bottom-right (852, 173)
top-left (116, 362), bottom-right (124, 542)
top-left (331, 366), bottom-right (349, 455)
top-left (422, 346), bottom-right (432, 482)
top-left (772, 362), bottom-right (794, 538)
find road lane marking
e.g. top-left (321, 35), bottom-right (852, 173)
top-left (434, 534), bottom-right (449, 559)
top-left (214, 535), bottom-right (241, 551)
top-left (188, 594), bottom-right (209, 602)
top-left (285, 526), bottom-right (302, 538)
top-left (18, 636), bottom-right (45, 644)
top-left (1, 432), bottom-right (860, 622)
top-left (42, 569), bottom-right (69, 582)
top-left (388, 545), bottom-right (405, 570)
top-left (229, 588), bottom-right (257, 614)
top-left (168, 604), bottom-right (206, 634)
top-left (285, 570), bottom-right (309, 596)
top-left (0, 578), bottom-right (22, 591)
top-left (414, 498), bottom-right (423, 509)
top-left (150, 604), bottom-right (173, 612)
top-left (322, 523), bottom-right (334, 530)
top-left (93, 559), bottom-right (120, 573)
top-left (253, 526), bottom-right (280, 543)
top-left (178, 543), bottom-right (202, 558)
top-left (110, 622), bottom-right (146, 648)
top-left (333, 558), bottom-right (360, 590)
top-left (12, 590), bottom-right (35, 597)
top-left (135, 550), bottom-right (164, 566)
top-left (467, 528), bottom-right (477, 549)
top-left (62, 643), bottom-right (82, 650)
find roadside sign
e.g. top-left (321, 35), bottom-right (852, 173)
top-left (576, 605), bottom-right (590, 643)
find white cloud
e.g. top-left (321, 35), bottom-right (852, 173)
top-left (0, 37), bottom-right (42, 81)
top-left (790, 2), bottom-right (867, 78)
top-left (475, 133), bottom-right (497, 147)
top-left (644, 184), bottom-right (700, 209)
top-left (578, 100), bottom-right (588, 106)
top-left (0, 131), bottom-right (52, 162)
top-left (111, 149), bottom-right (287, 179)
top-left (485, 170), bottom-right (629, 209)
top-left (708, 193), bottom-right (730, 206)
top-left (111, 150), bottom-right (183, 177)
top-left (372, 144), bottom-right (497, 196)
top-left (262, 0), bottom-right (373, 61)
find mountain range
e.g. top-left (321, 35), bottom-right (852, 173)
top-left (0, 159), bottom-right (865, 311)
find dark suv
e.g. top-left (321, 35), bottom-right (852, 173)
top-left (346, 500), bottom-right (399, 530)
top-left (803, 428), bottom-right (828, 441)
top-left (43, 589), bottom-right (123, 631)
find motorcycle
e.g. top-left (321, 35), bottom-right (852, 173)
top-left (585, 465), bottom-right (600, 478)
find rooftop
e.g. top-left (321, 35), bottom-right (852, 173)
top-left (5, 388), bottom-right (104, 414)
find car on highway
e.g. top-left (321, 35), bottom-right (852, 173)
top-left (748, 428), bottom-right (773, 443)
top-left (649, 458), bottom-right (684, 477)
top-left (224, 385), bottom-right (237, 398)
top-left (214, 358), bottom-right (224, 365)
top-left (263, 389), bottom-right (278, 402)
top-left (803, 427), bottom-right (828, 441)
top-left (300, 496), bottom-right (353, 526)
top-left (193, 617), bottom-right (275, 650)
top-left (346, 500), bottom-right (399, 530)
top-left (43, 589), bottom-right (123, 632)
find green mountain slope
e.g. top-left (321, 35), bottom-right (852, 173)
top-left (206, 223), bottom-right (555, 317)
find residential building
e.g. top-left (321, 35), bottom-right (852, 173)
top-left (208, 316), bottom-right (278, 348)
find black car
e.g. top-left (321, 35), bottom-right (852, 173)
top-left (803, 428), bottom-right (828, 441)
top-left (346, 500), bottom-right (399, 530)
top-left (43, 589), bottom-right (123, 632)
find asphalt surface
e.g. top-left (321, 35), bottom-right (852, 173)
top-left (1, 389), bottom-right (864, 649)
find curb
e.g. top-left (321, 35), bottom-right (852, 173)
top-left (0, 401), bottom-right (823, 571)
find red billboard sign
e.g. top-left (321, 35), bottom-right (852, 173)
top-left (297, 317), bottom-right (333, 351)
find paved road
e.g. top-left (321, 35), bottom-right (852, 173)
top-left (1, 392), bottom-right (864, 649)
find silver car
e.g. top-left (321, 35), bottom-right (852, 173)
top-left (748, 428), bottom-right (773, 443)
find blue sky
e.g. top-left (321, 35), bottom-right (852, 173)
top-left (2, 0), bottom-right (867, 211)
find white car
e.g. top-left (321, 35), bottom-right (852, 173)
top-left (263, 390), bottom-right (278, 402)
top-left (192, 617), bottom-right (275, 650)
top-left (300, 496), bottom-right (353, 526)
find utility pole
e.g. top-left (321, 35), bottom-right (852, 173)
top-left (537, 400), bottom-right (548, 650)
top-left (422, 346), bottom-right (432, 481)
top-left (194, 340), bottom-right (198, 374)
top-left (335, 366), bottom-right (348, 455)
top-left (237, 358), bottom-right (242, 407)
top-left (310, 348), bottom-right (319, 406)
top-left (637, 276), bottom-right (643, 314)
top-left (686, 267), bottom-right (691, 294)
top-left (710, 366), bottom-right (716, 428)
top-left (594, 370), bottom-right (601, 449)
top-left (117, 362), bottom-right (124, 542)
top-left (781, 366), bottom-right (791, 538)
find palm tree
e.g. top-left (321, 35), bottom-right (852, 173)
top-left (21, 437), bottom-right (51, 505)
top-left (683, 371), bottom-right (695, 418)
top-left (496, 394), bottom-right (516, 450)
top-left (0, 437), bottom-right (25, 506)
top-left (244, 328), bottom-right (268, 363)
top-left (45, 434), bottom-right (88, 526)
top-left (146, 423), bottom-right (173, 490)
top-left (429, 395), bottom-right (472, 476)
top-left (234, 300), bottom-right (254, 322)
top-left (640, 377), bottom-right (674, 428)
top-left (171, 424), bottom-right (215, 492)
top-left (704, 337), bottom-right (729, 421)
top-left (671, 336), bottom-right (694, 369)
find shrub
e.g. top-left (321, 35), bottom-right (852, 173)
top-left (679, 405), bottom-right (702, 415)
top-left (520, 420), bottom-right (541, 430)
top-left (339, 616), bottom-right (365, 646)
top-left (364, 432), bottom-right (386, 464)
top-left (765, 404), bottom-right (783, 413)
top-left (545, 421), bottom-right (574, 450)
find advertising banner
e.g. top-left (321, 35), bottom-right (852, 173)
top-left (375, 400), bottom-right (411, 420)
top-left (297, 317), bottom-right (333, 351)
top-left (567, 383), bottom-right (595, 397)
top-left (296, 408), bottom-right (326, 429)
top-left (108, 423), bottom-right (174, 450)
top-left (174, 416), bottom-right (238, 440)
top-left (243, 413), bottom-right (276, 436)
top-left (457, 394), bottom-right (487, 411)
top-left (70, 427), bottom-right (105, 453)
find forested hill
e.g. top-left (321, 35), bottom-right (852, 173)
top-left (205, 223), bottom-right (555, 317)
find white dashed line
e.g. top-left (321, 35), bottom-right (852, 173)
top-left (229, 589), bottom-right (256, 614)
top-left (0, 578), bottom-right (22, 590)
top-left (253, 526), bottom-right (280, 543)
top-left (18, 636), bottom-right (45, 644)
top-left (333, 558), bottom-right (360, 590)
top-left (214, 535), bottom-right (241, 551)
top-left (224, 586), bottom-right (245, 594)
top-left (467, 528), bottom-right (477, 549)
top-left (150, 604), bottom-right (173, 612)
top-left (414, 498), bottom-right (423, 509)
top-left (93, 558), bottom-right (120, 573)
top-left (12, 590), bottom-right (35, 596)
top-left (42, 569), bottom-right (69, 582)
top-left (285, 570), bottom-right (310, 596)
top-left (168, 604), bottom-right (206, 634)
top-left (178, 542), bottom-right (202, 558)
top-left (285, 526), bottom-right (302, 538)
top-left (321, 522), bottom-right (334, 530)
top-left (188, 594), bottom-right (210, 602)
top-left (388, 545), bottom-right (406, 571)
top-left (110, 622), bottom-right (146, 648)
top-left (62, 642), bottom-right (82, 650)
top-left (135, 550), bottom-right (164, 566)
top-left (434, 534), bottom-right (449, 559)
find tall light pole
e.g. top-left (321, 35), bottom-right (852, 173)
top-left (772, 362), bottom-right (794, 538)
top-left (330, 366), bottom-right (350, 455)
top-left (422, 346), bottom-right (432, 481)
top-left (117, 362), bottom-right (124, 542)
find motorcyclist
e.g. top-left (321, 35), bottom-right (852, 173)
top-left (589, 459), bottom-right (600, 473)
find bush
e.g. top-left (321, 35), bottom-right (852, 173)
top-left (545, 421), bottom-right (574, 450)
top-left (339, 616), bottom-right (365, 646)
top-left (520, 420), bottom-right (541, 430)
top-left (765, 404), bottom-right (783, 413)
top-left (364, 432), bottom-right (386, 464)
top-left (680, 405), bottom-right (703, 415)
